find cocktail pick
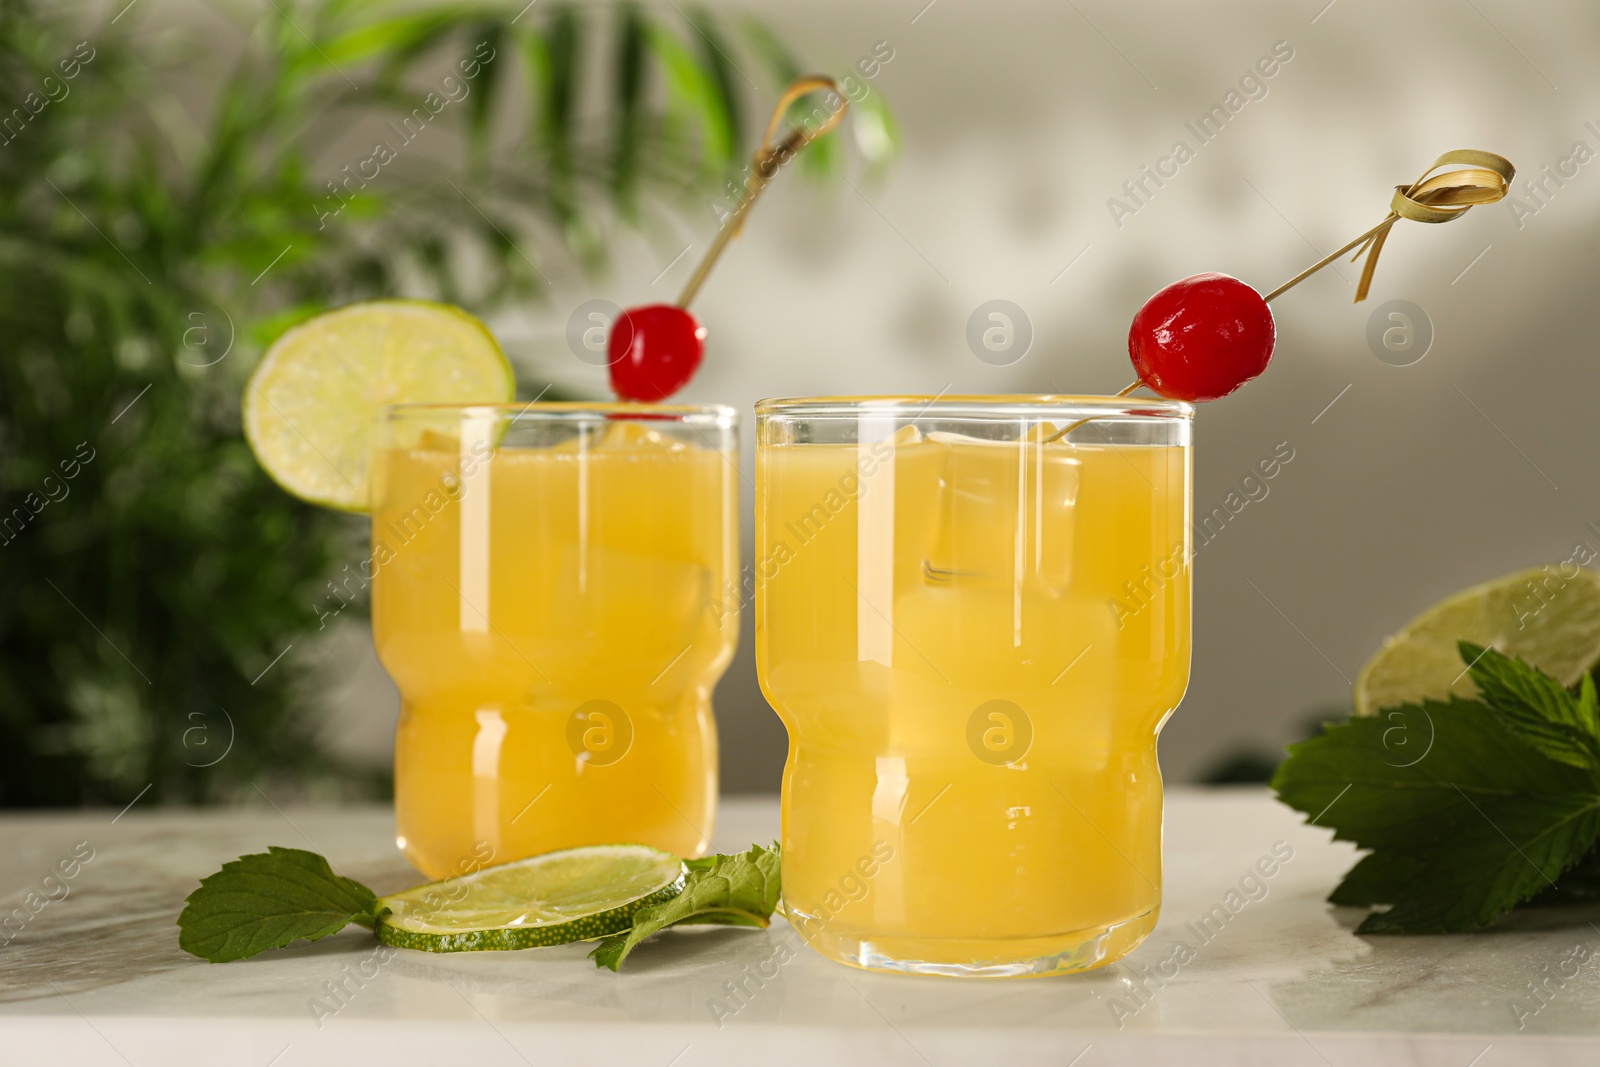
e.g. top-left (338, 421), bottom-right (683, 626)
top-left (677, 76), bottom-right (849, 306)
top-left (608, 77), bottom-right (849, 402)
top-left (1114, 149), bottom-right (1516, 405)
top-left (1266, 149), bottom-right (1516, 303)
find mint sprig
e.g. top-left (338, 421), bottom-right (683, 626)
top-left (590, 843), bottom-right (781, 971)
top-left (177, 846), bottom-right (386, 962)
top-left (1273, 641), bottom-right (1600, 932)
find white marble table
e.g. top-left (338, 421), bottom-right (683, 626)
top-left (2, 788), bottom-right (1598, 1066)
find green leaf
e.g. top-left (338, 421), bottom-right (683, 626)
top-left (514, 22), bottom-right (551, 159)
top-left (738, 15), bottom-right (800, 85)
top-left (1460, 641), bottom-right (1600, 772)
top-left (540, 4), bottom-right (581, 174)
top-left (1581, 672), bottom-right (1600, 736)
top-left (685, 7), bottom-right (745, 156)
top-left (467, 22), bottom-right (507, 173)
top-left (1344, 795), bottom-right (1600, 932)
top-left (645, 21), bottom-right (733, 176)
top-left (535, 3), bottom-right (583, 248)
top-left (610, 4), bottom-right (649, 211)
top-left (590, 843), bottom-right (781, 971)
top-left (318, 12), bottom-right (470, 69)
top-left (1272, 700), bottom-right (1600, 932)
top-left (1534, 839), bottom-right (1600, 904)
top-left (177, 847), bottom-right (383, 962)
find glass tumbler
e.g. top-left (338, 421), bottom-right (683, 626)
top-left (371, 402), bottom-right (738, 879)
top-left (755, 396), bottom-right (1192, 976)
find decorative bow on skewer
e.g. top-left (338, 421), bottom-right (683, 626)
top-left (1266, 149), bottom-right (1516, 303)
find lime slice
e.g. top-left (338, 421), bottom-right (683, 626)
top-left (242, 300), bottom-right (514, 512)
top-left (1354, 566), bottom-right (1600, 716)
top-left (374, 844), bottom-right (685, 952)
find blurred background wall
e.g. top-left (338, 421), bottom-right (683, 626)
top-left (12, 0), bottom-right (1600, 798)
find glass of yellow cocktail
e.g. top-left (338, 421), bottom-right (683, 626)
top-left (755, 395), bottom-right (1192, 976)
top-left (372, 402), bottom-right (738, 880)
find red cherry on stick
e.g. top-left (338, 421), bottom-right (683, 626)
top-left (1118, 152), bottom-right (1515, 404)
top-left (607, 304), bottom-right (706, 402)
top-left (1128, 273), bottom-right (1275, 402)
top-left (604, 76), bottom-right (848, 403)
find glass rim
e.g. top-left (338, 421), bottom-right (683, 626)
top-left (754, 394), bottom-right (1194, 421)
top-left (384, 400), bottom-right (737, 426)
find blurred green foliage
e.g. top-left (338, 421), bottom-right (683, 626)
top-left (0, 0), bottom-right (893, 806)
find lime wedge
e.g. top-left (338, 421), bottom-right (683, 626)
top-left (374, 844), bottom-right (685, 952)
top-left (1354, 566), bottom-right (1600, 716)
top-left (242, 300), bottom-right (514, 512)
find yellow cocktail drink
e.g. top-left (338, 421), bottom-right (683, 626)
top-left (372, 404), bottom-right (737, 880)
top-left (756, 397), bottom-right (1192, 976)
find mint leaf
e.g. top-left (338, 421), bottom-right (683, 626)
top-left (1581, 672), bottom-right (1600, 732)
top-left (178, 847), bottom-right (383, 962)
top-left (1463, 641), bottom-right (1600, 760)
top-left (590, 843), bottom-right (781, 971)
top-left (1460, 641), bottom-right (1600, 773)
top-left (1535, 840), bottom-right (1600, 904)
top-left (1272, 699), bottom-right (1600, 932)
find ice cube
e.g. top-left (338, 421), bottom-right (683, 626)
top-left (598, 420), bottom-right (690, 452)
top-left (920, 433), bottom-right (1079, 591)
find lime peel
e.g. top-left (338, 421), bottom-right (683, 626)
top-left (1355, 566), bottom-right (1600, 717)
top-left (374, 843), bottom-right (687, 953)
top-left (243, 300), bottom-right (514, 513)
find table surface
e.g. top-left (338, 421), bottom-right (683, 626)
top-left (3, 788), bottom-right (1598, 1066)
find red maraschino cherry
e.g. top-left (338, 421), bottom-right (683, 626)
top-left (1128, 273), bottom-right (1275, 402)
top-left (607, 304), bottom-right (706, 402)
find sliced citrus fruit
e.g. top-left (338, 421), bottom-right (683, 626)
top-left (242, 300), bottom-right (514, 512)
top-left (374, 844), bottom-right (685, 952)
top-left (1354, 565), bottom-right (1600, 716)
